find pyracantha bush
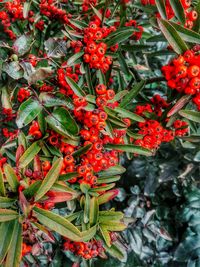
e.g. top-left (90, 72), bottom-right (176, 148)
top-left (0, 0), bottom-right (200, 267)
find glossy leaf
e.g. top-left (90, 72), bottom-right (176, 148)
top-left (105, 144), bottom-right (152, 156)
top-left (18, 141), bottom-right (42, 169)
top-left (158, 19), bottom-right (188, 54)
top-left (5, 221), bottom-right (22, 267)
top-left (120, 80), bottom-right (145, 108)
top-left (155, 0), bottom-right (167, 19)
top-left (46, 107), bottom-right (79, 138)
top-left (179, 110), bottom-right (200, 123)
top-left (35, 157), bottom-right (63, 201)
top-left (4, 164), bottom-right (19, 192)
top-left (0, 209), bottom-right (19, 222)
top-left (65, 76), bottom-right (85, 97)
top-left (16, 98), bottom-right (42, 128)
top-left (0, 221), bottom-right (15, 264)
top-left (169, 0), bottom-right (185, 24)
top-left (0, 169), bottom-right (5, 196)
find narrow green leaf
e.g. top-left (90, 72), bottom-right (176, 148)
top-left (19, 141), bottom-right (42, 169)
top-left (5, 221), bottom-right (22, 267)
top-left (105, 144), bottom-right (152, 156)
top-left (0, 197), bottom-right (16, 208)
top-left (98, 189), bottom-right (119, 205)
top-left (4, 164), bottom-right (19, 192)
top-left (0, 209), bottom-right (19, 222)
top-left (106, 30), bottom-right (134, 47)
top-left (120, 80), bottom-right (145, 108)
top-left (67, 51), bottom-right (84, 66)
top-left (89, 197), bottom-right (99, 226)
top-left (169, 0), bottom-right (186, 24)
top-left (100, 226), bottom-right (111, 247)
top-left (98, 165), bottom-right (126, 177)
top-left (114, 107), bottom-right (145, 122)
top-left (0, 221), bottom-right (15, 264)
top-left (73, 144), bottom-right (92, 158)
top-left (155, 0), bottom-right (167, 19)
top-left (16, 98), bottom-right (42, 128)
top-left (0, 170), bottom-right (5, 196)
top-left (35, 158), bottom-right (63, 201)
top-left (81, 225), bottom-right (97, 242)
top-left (169, 21), bottom-right (200, 44)
top-left (97, 175), bottom-right (121, 184)
top-left (158, 19), bottom-right (188, 54)
top-left (65, 76), bottom-right (85, 97)
top-left (33, 207), bottom-right (82, 241)
top-left (179, 110), bottom-right (200, 123)
top-left (99, 211), bottom-right (124, 222)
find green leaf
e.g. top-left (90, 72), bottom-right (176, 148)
top-left (59, 172), bottom-right (79, 182)
top-left (0, 209), bottom-right (19, 222)
top-left (169, 0), bottom-right (186, 24)
top-left (2, 61), bottom-right (23, 80)
top-left (81, 225), bottom-right (97, 242)
top-left (106, 29), bottom-right (134, 47)
top-left (13, 34), bottom-right (32, 56)
top-left (98, 189), bottom-right (119, 205)
top-left (89, 197), bottom-right (99, 226)
top-left (23, 181), bottom-right (42, 198)
top-left (0, 221), bottom-right (15, 264)
top-left (98, 165), bottom-right (126, 177)
top-left (118, 51), bottom-right (130, 76)
top-left (114, 107), bottom-right (145, 122)
top-left (158, 19), bottom-right (188, 54)
top-left (65, 76), bottom-right (85, 97)
top-left (169, 21), bottom-right (200, 44)
top-left (90, 4), bottom-right (102, 20)
top-left (1, 86), bottom-right (12, 109)
top-left (105, 144), bottom-right (152, 156)
top-left (99, 211), bottom-right (124, 222)
top-left (4, 164), bottom-right (19, 192)
top-left (120, 80), bottom-right (145, 108)
top-left (73, 144), bottom-right (92, 158)
top-left (100, 226), bottom-right (111, 247)
top-left (39, 92), bottom-right (73, 109)
top-left (97, 175), bottom-right (121, 184)
top-left (5, 221), bottom-right (22, 267)
top-left (19, 141), bottom-right (42, 169)
top-left (16, 98), bottom-right (42, 128)
top-left (23, 2), bottom-right (31, 18)
top-left (90, 183), bottom-right (116, 193)
top-left (35, 157), bottom-right (63, 201)
top-left (33, 206), bottom-right (82, 241)
top-left (67, 51), bottom-right (84, 66)
top-left (0, 170), bottom-right (5, 196)
top-left (0, 197), bottom-right (16, 208)
top-left (100, 221), bottom-right (126, 232)
top-left (46, 107), bottom-right (79, 138)
top-left (179, 110), bottom-right (200, 123)
top-left (155, 0), bottom-right (167, 19)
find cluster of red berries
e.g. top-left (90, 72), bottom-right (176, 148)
top-left (17, 88), bottom-right (30, 103)
top-left (29, 121), bottom-right (42, 139)
top-left (82, 0), bottom-right (97, 12)
top-left (39, 0), bottom-right (70, 23)
top-left (83, 19), bottom-right (115, 73)
top-left (134, 95), bottom-right (188, 150)
top-left (63, 239), bottom-right (104, 259)
top-left (125, 20), bottom-right (144, 41)
top-left (57, 66), bottom-right (80, 96)
top-left (141, 0), bottom-right (197, 28)
top-left (162, 46), bottom-right (200, 110)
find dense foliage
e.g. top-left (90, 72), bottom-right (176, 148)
top-left (0, 0), bottom-right (200, 266)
